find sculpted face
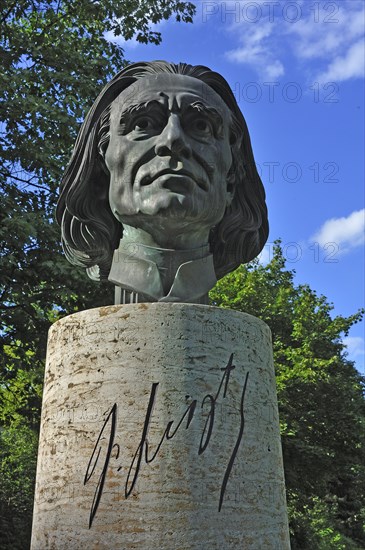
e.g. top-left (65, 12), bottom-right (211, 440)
top-left (104, 74), bottom-right (234, 246)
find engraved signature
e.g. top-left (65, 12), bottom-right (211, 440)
top-left (84, 353), bottom-right (249, 528)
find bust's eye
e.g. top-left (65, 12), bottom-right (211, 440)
top-left (133, 116), bottom-right (155, 131)
top-left (124, 113), bottom-right (165, 138)
top-left (190, 117), bottom-right (213, 138)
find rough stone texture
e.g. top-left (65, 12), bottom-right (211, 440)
top-left (31, 304), bottom-right (290, 549)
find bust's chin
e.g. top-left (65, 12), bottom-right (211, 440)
top-left (114, 185), bottom-right (225, 250)
top-left (118, 191), bottom-right (208, 228)
top-left (118, 210), bottom-right (213, 251)
top-left (134, 184), bottom-right (203, 217)
top-left (140, 190), bottom-right (192, 217)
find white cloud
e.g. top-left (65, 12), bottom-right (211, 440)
top-left (342, 336), bottom-right (365, 359)
top-left (317, 39), bottom-right (365, 82)
top-left (225, 20), bottom-right (285, 79)
top-left (256, 243), bottom-right (273, 265)
top-left (225, 0), bottom-right (365, 82)
top-left (104, 30), bottom-right (141, 49)
top-left (288, 4), bottom-right (364, 60)
top-left (312, 209), bottom-right (365, 252)
top-left (265, 60), bottom-right (285, 79)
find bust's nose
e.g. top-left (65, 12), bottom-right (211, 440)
top-left (154, 114), bottom-right (192, 158)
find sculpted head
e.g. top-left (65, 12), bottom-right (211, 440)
top-left (56, 61), bottom-right (268, 285)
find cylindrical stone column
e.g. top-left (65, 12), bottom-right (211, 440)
top-left (31, 303), bottom-right (290, 549)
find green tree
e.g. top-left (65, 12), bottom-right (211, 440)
top-left (0, 2), bottom-right (195, 547)
top-left (0, 425), bottom-right (38, 549)
top-left (209, 243), bottom-right (365, 549)
top-left (1, 0), bottom-right (195, 360)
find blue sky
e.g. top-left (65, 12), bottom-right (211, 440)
top-left (106, 0), bottom-right (365, 373)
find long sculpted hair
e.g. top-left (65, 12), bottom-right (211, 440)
top-left (56, 61), bottom-right (269, 281)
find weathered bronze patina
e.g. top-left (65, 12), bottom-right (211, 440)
top-left (56, 61), bottom-right (268, 304)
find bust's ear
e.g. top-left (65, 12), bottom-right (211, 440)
top-left (98, 143), bottom-right (110, 175)
top-left (98, 139), bottom-right (108, 159)
top-left (226, 132), bottom-right (244, 206)
top-left (226, 174), bottom-right (235, 207)
top-left (225, 159), bottom-right (242, 207)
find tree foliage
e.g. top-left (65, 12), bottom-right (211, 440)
top-left (0, 0), bottom-right (196, 344)
top-left (0, 425), bottom-right (38, 549)
top-left (210, 243), bottom-right (365, 548)
top-left (0, 2), bottom-right (195, 548)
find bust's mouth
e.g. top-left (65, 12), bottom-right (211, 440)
top-left (140, 169), bottom-right (208, 191)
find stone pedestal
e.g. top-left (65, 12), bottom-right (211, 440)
top-left (31, 303), bottom-right (290, 549)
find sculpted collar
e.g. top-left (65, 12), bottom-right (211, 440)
top-left (108, 241), bottom-right (217, 304)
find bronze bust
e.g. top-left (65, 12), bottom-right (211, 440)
top-left (56, 61), bottom-right (268, 304)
